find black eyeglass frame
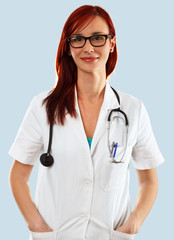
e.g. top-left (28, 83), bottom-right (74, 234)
top-left (67, 34), bottom-right (113, 48)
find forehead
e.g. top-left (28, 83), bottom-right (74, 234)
top-left (72, 16), bottom-right (109, 36)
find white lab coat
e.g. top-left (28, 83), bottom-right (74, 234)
top-left (9, 81), bottom-right (164, 240)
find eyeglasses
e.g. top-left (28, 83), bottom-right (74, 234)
top-left (67, 34), bottom-right (113, 48)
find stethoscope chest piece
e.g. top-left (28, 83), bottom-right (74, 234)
top-left (40, 124), bottom-right (54, 167)
top-left (40, 153), bottom-right (54, 167)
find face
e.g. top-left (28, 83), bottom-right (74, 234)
top-left (68, 16), bottom-right (116, 75)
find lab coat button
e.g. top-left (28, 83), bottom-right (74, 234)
top-left (84, 180), bottom-right (92, 187)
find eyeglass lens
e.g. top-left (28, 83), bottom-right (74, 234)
top-left (70, 35), bottom-right (106, 48)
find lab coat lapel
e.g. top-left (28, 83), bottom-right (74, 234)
top-left (65, 85), bottom-right (90, 153)
top-left (90, 82), bottom-right (120, 156)
top-left (65, 82), bottom-right (120, 155)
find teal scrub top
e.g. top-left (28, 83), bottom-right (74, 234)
top-left (87, 138), bottom-right (92, 148)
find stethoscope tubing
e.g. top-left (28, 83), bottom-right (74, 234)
top-left (40, 87), bottom-right (129, 167)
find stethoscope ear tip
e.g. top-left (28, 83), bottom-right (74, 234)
top-left (40, 153), bottom-right (54, 167)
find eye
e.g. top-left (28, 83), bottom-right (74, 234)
top-left (92, 35), bottom-right (104, 41)
top-left (71, 36), bottom-right (84, 42)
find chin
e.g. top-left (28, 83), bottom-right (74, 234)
top-left (78, 64), bottom-right (104, 74)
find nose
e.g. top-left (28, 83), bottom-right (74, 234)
top-left (83, 39), bottom-right (94, 53)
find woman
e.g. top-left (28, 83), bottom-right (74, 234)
top-left (9, 5), bottom-right (164, 240)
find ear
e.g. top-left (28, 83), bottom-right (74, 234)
top-left (110, 36), bottom-right (116, 50)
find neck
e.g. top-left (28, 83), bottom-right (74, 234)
top-left (76, 69), bottom-right (107, 102)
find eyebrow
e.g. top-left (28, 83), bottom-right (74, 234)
top-left (91, 32), bottom-right (105, 35)
top-left (72, 32), bottom-right (106, 36)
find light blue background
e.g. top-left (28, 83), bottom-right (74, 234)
top-left (1, 0), bottom-right (173, 239)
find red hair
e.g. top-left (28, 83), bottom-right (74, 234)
top-left (43, 5), bottom-right (118, 125)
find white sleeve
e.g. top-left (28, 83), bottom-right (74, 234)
top-left (131, 100), bottom-right (165, 169)
top-left (8, 96), bottom-right (44, 165)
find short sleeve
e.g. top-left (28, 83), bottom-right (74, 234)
top-left (8, 96), bottom-right (43, 165)
top-left (131, 100), bottom-right (165, 169)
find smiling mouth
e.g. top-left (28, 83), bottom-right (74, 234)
top-left (81, 57), bottom-right (99, 62)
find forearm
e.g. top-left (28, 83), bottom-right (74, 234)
top-left (131, 180), bottom-right (159, 230)
top-left (116, 170), bottom-right (159, 234)
top-left (9, 173), bottom-right (50, 231)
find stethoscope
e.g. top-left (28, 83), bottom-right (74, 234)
top-left (40, 87), bottom-right (128, 167)
top-left (107, 88), bottom-right (129, 164)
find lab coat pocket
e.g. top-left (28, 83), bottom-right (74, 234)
top-left (100, 147), bottom-right (129, 192)
top-left (112, 230), bottom-right (136, 240)
top-left (30, 230), bottom-right (56, 240)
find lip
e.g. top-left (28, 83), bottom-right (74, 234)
top-left (81, 57), bottom-right (99, 62)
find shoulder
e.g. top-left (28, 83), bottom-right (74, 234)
top-left (114, 89), bottom-right (146, 117)
top-left (115, 89), bottom-right (149, 122)
top-left (116, 90), bottom-right (141, 105)
top-left (24, 90), bottom-right (53, 118)
top-left (111, 88), bottom-right (141, 110)
top-left (30, 90), bottom-right (53, 107)
top-left (34, 90), bottom-right (52, 102)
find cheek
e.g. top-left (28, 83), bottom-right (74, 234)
top-left (71, 51), bottom-right (81, 64)
top-left (100, 49), bottom-right (111, 63)
top-left (99, 45), bottom-right (111, 58)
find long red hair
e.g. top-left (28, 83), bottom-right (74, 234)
top-left (43, 5), bottom-right (118, 125)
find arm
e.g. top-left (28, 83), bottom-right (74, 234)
top-left (116, 168), bottom-right (159, 234)
top-left (9, 160), bottom-right (53, 232)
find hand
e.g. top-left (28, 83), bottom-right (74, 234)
top-left (116, 224), bottom-right (136, 235)
top-left (115, 212), bottom-right (140, 234)
top-left (28, 221), bottom-right (53, 233)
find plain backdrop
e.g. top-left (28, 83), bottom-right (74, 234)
top-left (1, 0), bottom-right (173, 239)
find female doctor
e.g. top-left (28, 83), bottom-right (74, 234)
top-left (9, 5), bottom-right (164, 240)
